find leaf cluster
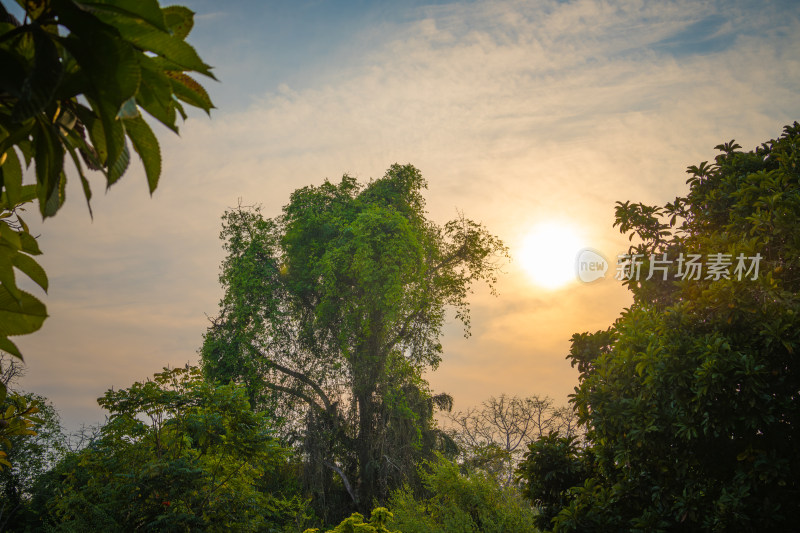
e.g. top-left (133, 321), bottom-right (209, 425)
top-left (551, 123), bottom-right (800, 531)
top-left (0, 0), bottom-right (214, 365)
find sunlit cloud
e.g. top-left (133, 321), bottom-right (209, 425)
top-left (17, 0), bottom-right (800, 429)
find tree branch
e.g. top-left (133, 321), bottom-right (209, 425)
top-left (254, 348), bottom-right (334, 413)
top-left (323, 460), bottom-right (359, 505)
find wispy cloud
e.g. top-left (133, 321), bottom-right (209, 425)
top-left (17, 0), bottom-right (800, 429)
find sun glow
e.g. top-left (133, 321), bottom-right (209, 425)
top-left (517, 222), bottom-right (584, 290)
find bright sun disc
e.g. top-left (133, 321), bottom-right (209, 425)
top-left (518, 222), bottom-right (584, 289)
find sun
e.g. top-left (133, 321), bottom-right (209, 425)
top-left (517, 222), bottom-right (584, 289)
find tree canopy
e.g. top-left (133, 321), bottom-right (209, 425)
top-left (30, 366), bottom-right (305, 531)
top-left (521, 123), bottom-right (800, 532)
top-left (202, 163), bottom-right (507, 515)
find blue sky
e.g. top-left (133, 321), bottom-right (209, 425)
top-left (12, 0), bottom-right (800, 431)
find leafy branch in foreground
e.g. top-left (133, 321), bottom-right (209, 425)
top-left (0, 0), bottom-right (215, 467)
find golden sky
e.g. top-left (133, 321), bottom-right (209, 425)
top-left (15, 0), bottom-right (800, 430)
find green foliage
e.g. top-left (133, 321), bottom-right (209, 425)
top-left (34, 366), bottom-right (306, 531)
top-left (0, 389), bottom-right (65, 529)
top-left (0, 383), bottom-right (40, 470)
top-left (554, 123), bottom-right (800, 531)
top-left (202, 164), bottom-right (506, 514)
top-left (305, 507), bottom-right (399, 533)
top-left (389, 455), bottom-right (538, 533)
top-left (516, 433), bottom-right (587, 531)
top-left (0, 0), bottom-right (214, 376)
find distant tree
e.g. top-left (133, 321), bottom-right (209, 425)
top-left (550, 123), bottom-right (800, 531)
top-left (202, 164), bottom-right (507, 514)
top-left (34, 366), bottom-right (305, 531)
top-left (446, 394), bottom-right (579, 486)
top-left (0, 355), bottom-right (66, 529)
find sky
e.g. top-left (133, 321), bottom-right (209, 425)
top-left (12, 0), bottom-right (800, 432)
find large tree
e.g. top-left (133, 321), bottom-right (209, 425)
top-left (526, 123), bottom-right (800, 532)
top-left (202, 164), bottom-right (507, 513)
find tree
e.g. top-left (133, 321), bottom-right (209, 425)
top-left (35, 366), bottom-right (305, 531)
top-left (0, 0), bottom-right (214, 379)
top-left (0, 391), bottom-right (65, 530)
top-left (305, 507), bottom-right (399, 533)
top-left (0, 354), bottom-right (66, 529)
top-left (446, 394), bottom-right (579, 486)
top-left (202, 164), bottom-right (507, 514)
top-left (388, 454), bottom-right (538, 533)
top-left (515, 433), bottom-right (587, 531)
top-left (549, 123), bottom-right (800, 531)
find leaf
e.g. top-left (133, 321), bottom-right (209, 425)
top-left (43, 170), bottom-right (67, 217)
top-left (106, 142), bottom-right (130, 187)
top-left (0, 285), bottom-right (47, 337)
top-left (123, 115), bottom-right (161, 193)
top-left (33, 120), bottom-right (65, 217)
top-left (166, 71), bottom-right (213, 113)
top-left (61, 128), bottom-right (94, 216)
top-left (56, 6), bottom-right (142, 108)
top-left (18, 232), bottom-right (42, 255)
top-left (162, 5), bottom-right (194, 40)
top-left (135, 58), bottom-right (177, 131)
top-left (0, 223), bottom-right (22, 251)
top-left (12, 252), bottom-right (48, 292)
top-left (81, 0), bottom-right (169, 32)
top-left (0, 336), bottom-right (22, 359)
top-left (86, 96), bottom-right (126, 175)
top-left (90, 9), bottom-right (214, 78)
top-left (0, 246), bottom-right (21, 301)
top-left (0, 147), bottom-right (23, 207)
top-left (73, 103), bottom-right (108, 167)
top-left (11, 27), bottom-right (63, 122)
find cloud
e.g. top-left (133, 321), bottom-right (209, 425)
top-left (17, 0), bottom-right (800, 429)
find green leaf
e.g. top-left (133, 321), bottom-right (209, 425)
top-left (135, 58), bottom-right (177, 131)
top-left (0, 285), bottom-right (47, 337)
top-left (0, 336), bottom-right (22, 360)
top-left (18, 232), bottom-right (42, 255)
top-left (0, 121), bottom-right (35, 168)
top-left (73, 103), bottom-right (108, 167)
top-left (0, 246), bottom-right (21, 301)
top-left (32, 120), bottom-right (65, 217)
top-left (106, 142), bottom-right (130, 187)
top-left (11, 27), bottom-right (63, 122)
top-left (0, 148), bottom-right (22, 207)
top-left (0, 223), bottom-right (22, 251)
top-left (123, 115), bottom-right (161, 193)
top-left (41, 169), bottom-right (66, 218)
top-left (162, 5), bottom-right (194, 40)
top-left (56, 6), bottom-right (142, 107)
top-left (12, 252), bottom-right (48, 292)
top-left (61, 128), bottom-right (94, 216)
top-left (87, 96), bottom-right (126, 175)
top-left (80, 0), bottom-right (169, 32)
top-left (94, 11), bottom-right (214, 78)
top-left (167, 71), bottom-right (213, 114)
